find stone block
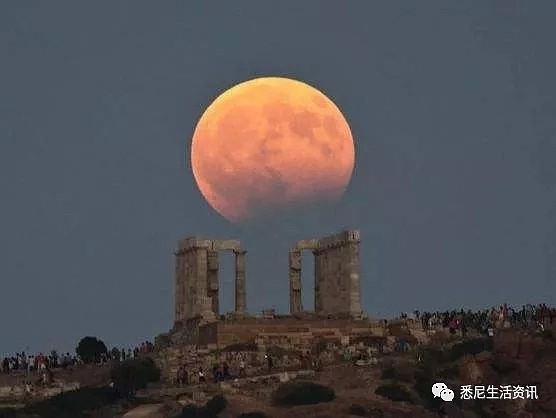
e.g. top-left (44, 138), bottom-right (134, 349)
top-left (178, 237), bottom-right (212, 251)
top-left (294, 239), bottom-right (320, 250)
top-left (212, 239), bottom-right (241, 251)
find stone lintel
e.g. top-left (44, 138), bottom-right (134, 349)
top-left (177, 237), bottom-right (213, 252)
top-left (213, 239), bottom-right (241, 251)
top-left (293, 239), bottom-right (320, 251)
top-left (176, 237), bottom-right (242, 253)
top-left (317, 229), bottom-right (360, 249)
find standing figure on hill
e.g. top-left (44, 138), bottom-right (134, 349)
top-left (265, 353), bottom-right (273, 373)
top-left (212, 364), bottom-right (220, 382)
top-left (222, 362), bottom-right (230, 379)
top-left (239, 359), bottom-right (247, 378)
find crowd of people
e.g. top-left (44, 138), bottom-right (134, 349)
top-left (400, 303), bottom-right (555, 335)
top-left (1, 341), bottom-right (155, 374)
top-left (1, 352), bottom-right (77, 374)
top-left (174, 351), bottom-right (274, 387)
top-left (106, 341), bottom-right (154, 363)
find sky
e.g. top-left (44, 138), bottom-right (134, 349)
top-left (1, 1), bottom-right (556, 354)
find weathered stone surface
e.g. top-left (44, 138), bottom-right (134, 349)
top-left (175, 229), bottom-right (362, 327)
top-left (212, 239), bottom-right (241, 251)
top-left (123, 403), bottom-right (166, 418)
top-left (174, 237), bottom-right (246, 326)
top-left (156, 316), bottom-right (385, 382)
top-left (234, 249), bottom-right (247, 314)
top-left (458, 355), bottom-right (484, 383)
top-left (289, 229), bottom-right (362, 317)
top-left (288, 249), bottom-right (302, 313)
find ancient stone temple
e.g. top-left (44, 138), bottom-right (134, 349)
top-left (173, 230), bottom-right (362, 329)
top-left (289, 229), bottom-right (361, 318)
top-left (158, 229), bottom-right (369, 382)
top-left (174, 237), bottom-right (247, 327)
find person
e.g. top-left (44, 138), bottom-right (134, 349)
top-left (265, 354), bottom-right (273, 373)
top-left (239, 359), bottom-right (247, 378)
top-left (212, 364), bottom-right (220, 383)
top-left (222, 362), bottom-right (230, 380)
top-left (198, 367), bottom-right (205, 383)
top-left (176, 367), bottom-right (184, 386)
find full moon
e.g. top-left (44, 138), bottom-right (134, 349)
top-left (191, 77), bottom-right (355, 222)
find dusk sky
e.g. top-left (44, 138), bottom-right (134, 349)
top-left (1, 1), bottom-right (556, 354)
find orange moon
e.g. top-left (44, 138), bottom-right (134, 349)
top-left (190, 77), bottom-right (355, 222)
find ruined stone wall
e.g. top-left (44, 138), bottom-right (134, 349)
top-left (207, 250), bottom-right (219, 315)
top-left (288, 249), bottom-right (302, 313)
top-left (156, 317), bottom-right (386, 383)
top-left (174, 237), bottom-right (245, 328)
top-left (214, 318), bottom-right (385, 349)
top-left (315, 230), bottom-right (361, 317)
top-left (175, 249), bottom-right (200, 323)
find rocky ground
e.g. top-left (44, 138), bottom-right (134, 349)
top-left (2, 328), bottom-right (555, 417)
top-left (128, 328), bottom-right (556, 418)
top-left (0, 363), bottom-right (111, 387)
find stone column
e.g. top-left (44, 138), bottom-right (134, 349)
top-left (234, 249), bottom-right (247, 314)
top-left (313, 249), bottom-right (323, 313)
top-left (207, 250), bottom-right (219, 316)
top-left (289, 249), bottom-right (302, 313)
top-left (346, 240), bottom-right (362, 317)
top-left (174, 250), bottom-right (185, 326)
top-left (194, 247), bottom-right (215, 322)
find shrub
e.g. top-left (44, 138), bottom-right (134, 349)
top-left (380, 363), bottom-right (413, 383)
top-left (23, 386), bottom-right (118, 418)
top-left (273, 380), bottom-right (335, 406)
top-left (449, 337), bottom-right (493, 362)
top-left (110, 357), bottom-right (161, 397)
top-left (180, 404), bottom-right (215, 418)
top-left (206, 395), bottom-right (228, 414)
top-left (0, 408), bottom-right (17, 418)
top-left (416, 346), bottom-right (445, 376)
top-left (491, 357), bottom-right (518, 375)
top-left (375, 383), bottom-right (413, 403)
top-left (155, 333), bottom-right (172, 350)
top-left (541, 329), bottom-right (554, 340)
top-left (76, 336), bottom-right (108, 364)
top-left (440, 364), bottom-right (459, 378)
top-left (348, 403), bottom-right (367, 416)
top-left (381, 365), bottom-right (396, 379)
top-left (237, 412), bottom-right (269, 418)
top-left (413, 375), bottom-right (442, 410)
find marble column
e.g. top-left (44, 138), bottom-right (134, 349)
top-left (346, 241), bottom-right (362, 316)
top-left (194, 247), bottom-right (215, 321)
top-left (289, 249), bottom-right (302, 313)
top-left (207, 250), bottom-right (219, 316)
top-left (234, 249), bottom-right (247, 314)
top-left (313, 249), bottom-right (323, 313)
top-left (174, 250), bottom-right (185, 326)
